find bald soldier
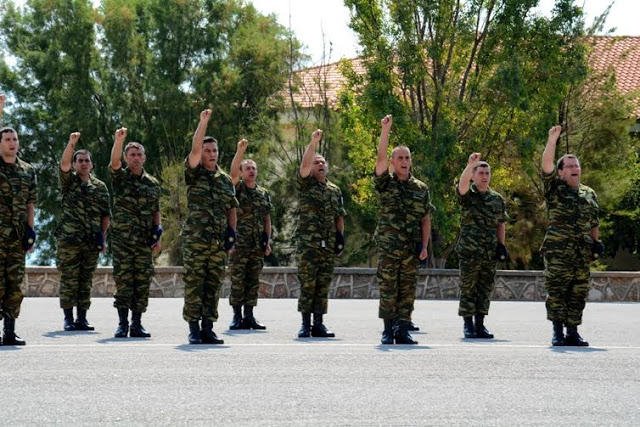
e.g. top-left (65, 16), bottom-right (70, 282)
top-left (228, 138), bottom-right (272, 330)
top-left (541, 125), bottom-right (601, 347)
top-left (56, 132), bottom-right (110, 331)
top-left (0, 94), bottom-right (37, 346)
top-left (109, 128), bottom-right (162, 339)
top-left (296, 129), bottom-right (346, 338)
top-left (374, 115), bottom-right (434, 345)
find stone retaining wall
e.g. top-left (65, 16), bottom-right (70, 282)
top-left (22, 267), bottom-right (640, 302)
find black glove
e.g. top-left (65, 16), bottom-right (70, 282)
top-left (23, 227), bottom-right (36, 251)
top-left (335, 231), bottom-right (345, 254)
top-left (224, 226), bottom-right (237, 251)
top-left (95, 232), bottom-right (105, 251)
top-left (592, 240), bottom-right (604, 261)
top-left (495, 242), bottom-right (509, 262)
top-left (148, 225), bottom-right (163, 247)
top-left (261, 232), bottom-right (270, 253)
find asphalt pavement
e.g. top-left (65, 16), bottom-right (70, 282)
top-left (1, 298), bottom-right (639, 426)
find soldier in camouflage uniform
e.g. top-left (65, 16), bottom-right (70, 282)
top-left (541, 125), bottom-right (601, 347)
top-left (456, 153), bottom-right (508, 339)
top-left (374, 115), bottom-right (434, 345)
top-left (56, 132), bottom-right (111, 332)
top-left (182, 109), bottom-right (238, 345)
top-left (0, 94), bottom-right (37, 346)
top-left (228, 138), bottom-right (272, 331)
top-left (109, 128), bottom-right (162, 339)
top-left (296, 129), bottom-right (346, 338)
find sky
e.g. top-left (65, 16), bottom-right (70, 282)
top-left (251, 0), bottom-right (640, 66)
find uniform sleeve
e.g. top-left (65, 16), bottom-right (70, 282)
top-left (335, 187), bottom-right (347, 218)
top-left (152, 181), bottom-right (161, 213)
top-left (59, 168), bottom-right (72, 193)
top-left (499, 195), bottom-right (508, 223)
top-left (184, 157), bottom-right (199, 186)
top-left (423, 187), bottom-right (435, 216)
top-left (99, 182), bottom-right (112, 218)
top-left (28, 167), bottom-right (37, 204)
top-left (372, 169), bottom-right (390, 192)
top-left (541, 168), bottom-right (557, 200)
top-left (297, 171), bottom-right (313, 192)
top-left (456, 184), bottom-right (471, 206)
top-left (109, 165), bottom-right (125, 190)
top-left (590, 191), bottom-right (600, 229)
top-left (265, 190), bottom-right (273, 214)
top-left (224, 176), bottom-right (239, 210)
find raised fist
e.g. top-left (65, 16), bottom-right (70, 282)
top-left (69, 132), bottom-right (81, 146)
top-left (237, 138), bottom-right (248, 152)
top-left (468, 152), bottom-right (481, 165)
top-left (381, 114), bottom-right (393, 131)
top-left (311, 129), bottom-right (323, 144)
top-left (548, 125), bottom-right (562, 141)
top-left (200, 109), bottom-right (211, 122)
top-left (0, 94), bottom-right (5, 113)
top-left (115, 127), bottom-right (127, 142)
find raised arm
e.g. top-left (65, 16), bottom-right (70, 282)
top-left (61, 132), bottom-right (81, 173)
top-left (110, 128), bottom-right (127, 170)
top-left (542, 125), bottom-right (562, 174)
top-left (230, 138), bottom-right (248, 186)
top-left (188, 109), bottom-right (212, 169)
top-left (299, 129), bottom-right (322, 178)
top-left (458, 152), bottom-right (481, 196)
top-left (375, 115), bottom-right (392, 176)
top-left (0, 94), bottom-right (5, 123)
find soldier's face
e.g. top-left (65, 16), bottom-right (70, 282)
top-left (391, 148), bottom-right (412, 180)
top-left (202, 142), bottom-right (218, 170)
top-left (125, 147), bottom-right (146, 171)
top-left (472, 166), bottom-right (491, 191)
top-left (241, 160), bottom-right (258, 183)
top-left (558, 157), bottom-right (581, 188)
top-left (0, 130), bottom-right (19, 158)
top-left (311, 155), bottom-right (328, 181)
top-left (73, 153), bottom-right (93, 177)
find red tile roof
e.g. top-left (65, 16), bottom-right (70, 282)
top-left (289, 36), bottom-right (640, 117)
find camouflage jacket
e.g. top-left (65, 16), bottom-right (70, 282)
top-left (110, 166), bottom-right (161, 243)
top-left (541, 169), bottom-right (599, 252)
top-left (296, 172), bottom-right (346, 252)
top-left (235, 180), bottom-right (272, 251)
top-left (0, 156), bottom-right (37, 240)
top-left (455, 182), bottom-right (507, 259)
top-left (56, 169), bottom-right (111, 244)
top-left (373, 170), bottom-right (434, 255)
top-left (183, 161), bottom-right (239, 240)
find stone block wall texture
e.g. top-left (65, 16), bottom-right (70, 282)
top-left (22, 267), bottom-right (640, 302)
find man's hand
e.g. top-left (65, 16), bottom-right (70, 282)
top-left (496, 242), bottom-right (509, 262)
top-left (200, 108), bottom-right (211, 123)
top-left (115, 127), bottom-right (127, 143)
top-left (381, 114), bottom-right (392, 133)
top-left (548, 125), bottom-right (562, 143)
top-left (224, 225), bottom-right (237, 252)
top-left (237, 138), bottom-right (248, 153)
top-left (468, 152), bottom-right (481, 165)
top-left (335, 231), bottom-right (345, 255)
top-left (24, 227), bottom-right (36, 252)
top-left (69, 132), bottom-right (81, 147)
top-left (592, 240), bottom-right (605, 261)
top-left (311, 129), bottom-right (323, 146)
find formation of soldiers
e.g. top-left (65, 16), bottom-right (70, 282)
top-left (0, 95), bottom-right (603, 347)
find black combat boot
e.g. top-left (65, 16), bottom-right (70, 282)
top-left (381, 319), bottom-right (394, 345)
top-left (3, 318), bottom-right (26, 346)
top-left (75, 308), bottom-right (95, 331)
top-left (229, 305), bottom-right (244, 330)
top-left (298, 313), bottom-right (311, 338)
top-left (63, 308), bottom-right (76, 331)
top-left (114, 308), bottom-right (129, 338)
top-left (565, 325), bottom-right (589, 347)
top-left (407, 321), bottom-right (420, 331)
top-left (474, 315), bottom-right (494, 339)
top-left (393, 320), bottom-right (418, 345)
top-left (130, 312), bottom-right (151, 337)
top-left (188, 321), bottom-right (202, 345)
top-left (311, 313), bottom-right (335, 338)
top-left (243, 305), bottom-right (266, 330)
top-left (551, 321), bottom-right (565, 346)
top-left (201, 318), bottom-right (224, 344)
top-left (463, 316), bottom-right (476, 339)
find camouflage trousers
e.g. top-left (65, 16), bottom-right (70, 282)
top-left (57, 241), bottom-right (100, 310)
top-left (0, 231), bottom-right (25, 320)
top-left (297, 248), bottom-right (335, 314)
top-left (228, 247), bottom-right (264, 307)
top-left (544, 243), bottom-right (590, 327)
top-left (112, 237), bottom-right (154, 313)
top-left (458, 257), bottom-right (497, 317)
top-left (183, 236), bottom-right (226, 322)
top-left (377, 250), bottom-right (418, 322)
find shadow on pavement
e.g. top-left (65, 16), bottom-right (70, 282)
top-left (550, 346), bottom-right (607, 353)
top-left (43, 330), bottom-right (99, 338)
top-left (376, 344), bottom-right (430, 352)
top-left (175, 344), bottom-right (230, 352)
top-left (292, 337), bottom-right (344, 343)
